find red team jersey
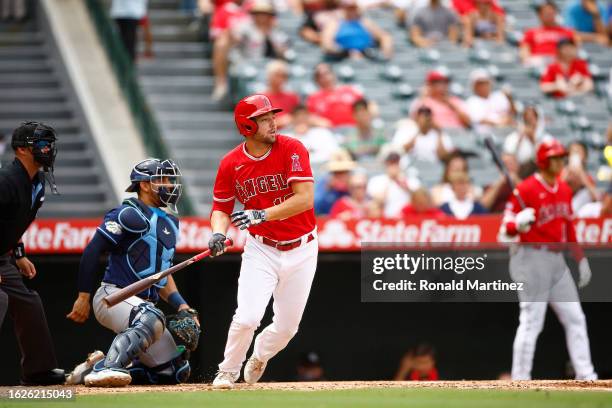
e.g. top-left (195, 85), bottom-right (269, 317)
top-left (504, 173), bottom-right (577, 243)
top-left (212, 135), bottom-right (316, 241)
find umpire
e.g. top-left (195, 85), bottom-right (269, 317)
top-left (0, 122), bottom-right (64, 385)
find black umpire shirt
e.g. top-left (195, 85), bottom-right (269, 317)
top-left (0, 158), bottom-right (45, 255)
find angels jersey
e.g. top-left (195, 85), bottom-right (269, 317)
top-left (211, 134), bottom-right (316, 241)
top-left (503, 173), bottom-right (577, 243)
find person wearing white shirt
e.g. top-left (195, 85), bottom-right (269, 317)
top-left (466, 69), bottom-right (515, 135)
top-left (503, 105), bottom-right (548, 165)
top-left (111, 0), bottom-right (148, 61)
top-left (577, 184), bottom-right (611, 218)
top-left (392, 106), bottom-right (453, 163)
top-left (286, 106), bottom-right (340, 166)
top-left (367, 151), bottom-right (421, 218)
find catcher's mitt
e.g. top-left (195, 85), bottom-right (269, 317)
top-left (167, 308), bottom-right (201, 351)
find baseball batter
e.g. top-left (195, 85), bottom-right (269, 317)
top-left (208, 94), bottom-right (317, 389)
top-left (66, 159), bottom-right (201, 386)
top-left (500, 138), bottom-right (597, 380)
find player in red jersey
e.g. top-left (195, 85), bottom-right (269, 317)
top-left (208, 94), bottom-right (318, 389)
top-left (499, 138), bottom-right (596, 380)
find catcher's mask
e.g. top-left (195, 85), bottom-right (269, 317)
top-left (126, 158), bottom-right (183, 213)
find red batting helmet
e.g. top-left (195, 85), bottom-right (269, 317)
top-left (536, 138), bottom-right (568, 169)
top-left (234, 94), bottom-right (282, 137)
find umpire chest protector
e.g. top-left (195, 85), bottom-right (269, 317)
top-left (118, 198), bottom-right (179, 288)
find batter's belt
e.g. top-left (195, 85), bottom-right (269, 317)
top-left (249, 231), bottom-right (315, 251)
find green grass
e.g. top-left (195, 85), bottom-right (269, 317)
top-left (3, 388), bottom-right (612, 408)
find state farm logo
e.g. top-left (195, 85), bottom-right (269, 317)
top-left (22, 222), bottom-right (97, 251)
top-left (316, 219), bottom-right (482, 248)
top-left (575, 219), bottom-right (612, 243)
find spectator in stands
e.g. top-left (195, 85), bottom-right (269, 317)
top-left (401, 187), bottom-right (446, 217)
top-left (1, 0), bottom-right (27, 21)
top-left (296, 351), bottom-right (326, 381)
top-left (300, 0), bottom-right (342, 45)
top-left (520, 0), bottom-right (578, 67)
top-left (111, 0), bottom-right (149, 62)
top-left (210, 0), bottom-right (247, 100)
top-left (394, 344), bottom-right (439, 381)
top-left (330, 172), bottom-right (379, 219)
top-left (562, 140), bottom-right (599, 212)
top-left (451, 0), bottom-right (504, 17)
top-left (431, 152), bottom-right (483, 205)
top-left (440, 171), bottom-right (488, 218)
top-left (367, 150), bottom-right (421, 218)
top-left (578, 183), bottom-right (612, 218)
top-left (563, 0), bottom-right (609, 45)
top-left (410, 0), bottom-right (460, 48)
top-left (212, 0), bottom-right (289, 100)
top-left (410, 70), bottom-right (471, 130)
top-left (342, 99), bottom-right (387, 159)
top-left (233, 1), bottom-right (289, 61)
top-left (480, 152), bottom-right (522, 212)
top-left (306, 63), bottom-right (364, 127)
top-left (462, 0), bottom-right (505, 47)
top-left (503, 104), bottom-right (547, 168)
top-left (466, 69), bottom-right (515, 134)
top-left (540, 38), bottom-right (593, 99)
top-left (263, 60), bottom-right (300, 128)
top-left (314, 149), bottom-right (357, 214)
top-left (286, 105), bottom-right (340, 165)
top-left (392, 106), bottom-right (454, 162)
top-left (320, 0), bottom-right (394, 61)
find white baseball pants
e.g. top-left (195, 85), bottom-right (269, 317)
top-left (218, 232), bottom-right (318, 373)
top-left (509, 247), bottom-right (596, 380)
top-left (92, 284), bottom-right (178, 367)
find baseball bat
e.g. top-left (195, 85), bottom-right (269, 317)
top-left (103, 238), bottom-right (233, 307)
top-left (483, 136), bottom-right (527, 209)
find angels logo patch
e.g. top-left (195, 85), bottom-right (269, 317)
top-left (291, 153), bottom-right (303, 172)
top-left (105, 221), bottom-right (122, 235)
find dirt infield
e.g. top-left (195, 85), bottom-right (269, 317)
top-left (3, 380), bottom-right (609, 396)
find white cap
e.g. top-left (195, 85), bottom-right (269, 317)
top-left (469, 68), bottom-right (492, 87)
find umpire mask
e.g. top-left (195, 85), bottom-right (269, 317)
top-left (12, 122), bottom-right (59, 194)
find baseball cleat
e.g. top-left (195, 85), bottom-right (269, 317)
top-left (244, 356), bottom-right (267, 384)
top-left (65, 350), bottom-right (105, 385)
top-left (84, 368), bottom-right (131, 387)
top-left (212, 371), bottom-right (239, 389)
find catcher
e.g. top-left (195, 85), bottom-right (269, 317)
top-left (65, 158), bottom-right (201, 387)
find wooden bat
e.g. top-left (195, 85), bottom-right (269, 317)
top-left (483, 136), bottom-right (527, 209)
top-left (103, 238), bottom-right (233, 307)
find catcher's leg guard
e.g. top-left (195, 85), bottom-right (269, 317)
top-left (103, 303), bottom-right (166, 370)
top-left (128, 347), bottom-right (191, 384)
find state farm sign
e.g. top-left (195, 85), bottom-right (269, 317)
top-left (21, 216), bottom-right (612, 254)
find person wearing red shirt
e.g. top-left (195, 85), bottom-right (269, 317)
top-left (329, 173), bottom-right (378, 220)
top-left (400, 187), bottom-right (446, 218)
top-left (262, 60), bottom-right (300, 128)
top-left (540, 38), bottom-right (593, 99)
top-left (499, 138), bottom-right (597, 381)
top-left (208, 95), bottom-right (318, 389)
top-left (394, 344), bottom-right (439, 381)
top-left (520, 0), bottom-right (578, 67)
top-left (452, 0), bottom-right (504, 16)
top-left (306, 63), bottom-right (364, 127)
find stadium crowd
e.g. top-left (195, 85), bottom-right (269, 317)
top-left (108, 0), bottom-right (611, 220)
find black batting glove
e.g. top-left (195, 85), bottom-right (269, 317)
top-left (208, 233), bottom-right (227, 257)
top-left (231, 210), bottom-right (266, 230)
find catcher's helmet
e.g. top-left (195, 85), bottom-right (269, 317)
top-left (234, 94), bottom-right (282, 137)
top-left (126, 158), bottom-right (183, 213)
top-left (536, 138), bottom-right (567, 169)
